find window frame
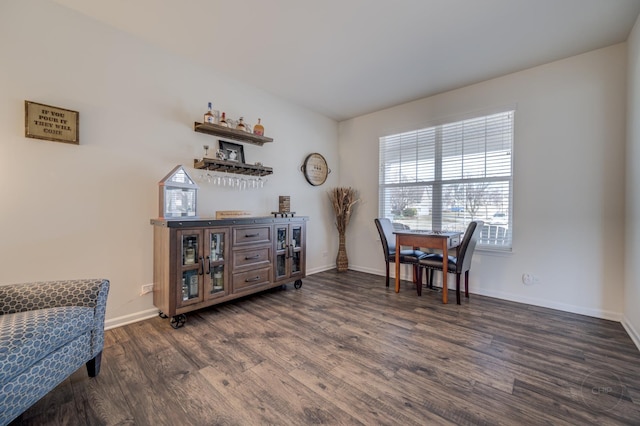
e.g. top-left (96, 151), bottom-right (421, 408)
top-left (378, 109), bottom-right (515, 251)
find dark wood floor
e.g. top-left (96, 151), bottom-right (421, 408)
top-left (11, 270), bottom-right (640, 425)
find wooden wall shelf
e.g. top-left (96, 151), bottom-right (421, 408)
top-left (194, 158), bottom-right (273, 177)
top-left (194, 122), bottom-right (274, 146)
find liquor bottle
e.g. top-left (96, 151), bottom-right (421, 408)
top-left (219, 112), bottom-right (228, 127)
top-left (181, 278), bottom-right (188, 300)
top-left (185, 240), bottom-right (195, 264)
top-left (189, 275), bottom-right (198, 298)
top-left (253, 118), bottom-right (264, 136)
top-left (236, 116), bottom-right (246, 131)
top-left (213, 271), bottom-right (223, 290)
top-left (204, 102), bottom-right (215, 124)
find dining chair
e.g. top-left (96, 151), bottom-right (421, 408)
top-left (374, 218), bottom-right (427, 294)
top-left (419, 220), bottom-right (484, 304)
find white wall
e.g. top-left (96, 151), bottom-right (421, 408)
top-left (625, 15), bottom-right (640, 347)
top-left (0, 0), bottom-right (339, 328)
top-left (339, 44), bottom-right (627, 320)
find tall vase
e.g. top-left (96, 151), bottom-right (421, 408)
top-left (336, 232), bottom-right (348, 272)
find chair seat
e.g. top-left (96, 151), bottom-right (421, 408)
top-left (389, 249), bottom-right (428, 263)
top-left (419, 254), bottom-right (457, 272)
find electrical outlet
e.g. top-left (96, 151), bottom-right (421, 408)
top-left (140, 283), bottom-right (154, 295)
top-left (522, 273), bottom-right (539, 285)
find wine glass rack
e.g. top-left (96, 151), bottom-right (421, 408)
top-left (193, 158), bottom-right (273, 177)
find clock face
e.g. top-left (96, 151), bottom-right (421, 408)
top-left (303, 153), bottom-right (329, 186)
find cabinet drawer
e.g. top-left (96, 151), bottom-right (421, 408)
top-left (233, 267), bottom-right (272, 292)
top-left (233, 226), bottom-right (271, 246)
top-left (233, 247), bottom-right (271, 269)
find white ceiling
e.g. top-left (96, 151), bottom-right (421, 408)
top-left (53, 0), bottom-right (640, 121)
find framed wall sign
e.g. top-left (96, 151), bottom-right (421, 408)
top-left (301, 153), bottom-right (330, 186)
top-left (25, 101), bottom-right (79, 144)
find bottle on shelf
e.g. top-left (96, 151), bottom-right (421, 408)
top-left (236, 116), bottom-right (246, 131)
top-left (181, 278), bottom-right (188, 301)
top-left (185, 240), bottom-right (196, 264)
top-left (189, 274), bottom-right (198, 298)
top-left (204, 102), bottom-right (215, 124)
top-left (253, 118), bottom-right (264, 136)
top-left (219, 112), bottom-right (228, 127)
top-left (213, 270), bottom-right (223, 290)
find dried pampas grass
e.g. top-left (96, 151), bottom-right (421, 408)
top-left (329, 187), bottom-right (360, 235)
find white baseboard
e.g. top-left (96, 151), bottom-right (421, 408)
top-left (306, 264), bottom-right (336, 275)
top-left (104, 308), bottom-right (158, 330)
top-left (472, 288), bottom-right (622, 322)
top-left (348, 265), bottom-right (415, 281)
top-left (350, 267), bottom-right (625, 322)
top-left (622, 316), bottom-right (640, 351)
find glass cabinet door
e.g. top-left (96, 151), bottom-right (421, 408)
top-left (205, 229), bottom-right (228, 299)
top-left (275, 225), bottom-right (288, 279)
top-left (290, 225), bottom-right (303, 275)
top-left (274, 223), bottom-right (304, 281)
top-left (178, 231), bottom-right (202, 305)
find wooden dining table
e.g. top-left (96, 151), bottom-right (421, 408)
top-left (394, 230), bottom-right (462, 304)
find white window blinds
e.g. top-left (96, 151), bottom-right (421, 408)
top-left (379, 110), bottom-right (514, 250)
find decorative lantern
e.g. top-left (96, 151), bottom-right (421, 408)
top-left (158, 165), bottom-right (198, 219)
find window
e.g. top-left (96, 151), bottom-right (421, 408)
top-left (378, 110), bottom-right (514, 250)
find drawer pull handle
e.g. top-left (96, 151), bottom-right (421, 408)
top-left (245, 255), bottom-right (260, 260)
top-left (245, 276), bottom-right (261, 283)
top-left (245, 233), bottom-right (259, 238)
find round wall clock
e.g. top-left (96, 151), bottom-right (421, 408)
top-left (301, 153), bottom-right (330, 186)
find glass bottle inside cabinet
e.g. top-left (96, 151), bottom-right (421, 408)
top-left (292, 227), bottom-right (301, 248)
top-left (277, 227), bottom-right (287, 250)
top-left (182, 270), bottom-right (200, 300)
top-left (182, 235), bottom-right (198, 265)
top-left (210, 232), bottom-right (224, 261)
top-left (211, 265), bottom-right (224, 294)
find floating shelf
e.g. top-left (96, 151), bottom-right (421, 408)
top-left (194, 158), bottom-right (273, 177)
top-left (194, 122), bottom-right (274, 146)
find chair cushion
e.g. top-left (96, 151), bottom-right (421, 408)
top-left (0, 306), bottom-right (94, 384)
top-left (389, 249), bottom-right (428, 262)
top-left (419, 254), bottom-right (458, 272)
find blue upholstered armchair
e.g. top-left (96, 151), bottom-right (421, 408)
top-left (0, 279), bottom-right (110, 425)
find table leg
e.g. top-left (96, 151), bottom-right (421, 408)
top-left (442, 242), bottom-right (448, 304)
top-left (395, 235), bottom-right (401, 292)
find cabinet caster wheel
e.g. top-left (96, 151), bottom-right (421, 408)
top-left (170, 314), bottom-right (187, 329)
top-left (294, 279), bottom-right (302, 289)
top-left (158, 312), bottom-right (168, 319)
